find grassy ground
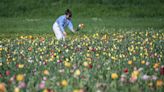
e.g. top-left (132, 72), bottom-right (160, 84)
top-left (0, 17), bottom-right (164, 39)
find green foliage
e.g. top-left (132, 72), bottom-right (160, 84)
top-left (0, 0), bottom-right (164, 17)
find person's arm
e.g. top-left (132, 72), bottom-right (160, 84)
top-left (68, 21), bottom-right (76, 32)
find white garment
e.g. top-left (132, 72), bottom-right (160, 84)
top-left (52, 22), bottom-right (65, 40)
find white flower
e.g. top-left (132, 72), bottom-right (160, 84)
top-left (138, 68), bottom-right (144, 72)
top-left (151, 75), bottom-right (157, 80)
top-left (141, 74), bottom-right (150, 81)
top-left (146, 62), bottom-right (150, 66)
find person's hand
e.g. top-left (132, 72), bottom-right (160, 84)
top-left (63, 32), bottom-right (67, 37)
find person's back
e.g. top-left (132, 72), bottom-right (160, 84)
top-left (52, 9), bottom-right (75, 40)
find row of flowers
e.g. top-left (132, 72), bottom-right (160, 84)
top-left (0, 31), bottom-right (164, 92)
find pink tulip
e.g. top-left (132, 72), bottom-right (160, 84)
top-left (130, 77), bottom-right (137, 83)
top-left (120, 74), bottom-right (127, 82)
top-left (43, 77), bottom-right (47, 81)
top-left (18, 82), bottom-right (26, 88)
top-left (0, 73), bottom-right (3, 78)
top-left (6, 70), bottom-right (10, 76)
top-left (39, 81), bottom-right (45, 89)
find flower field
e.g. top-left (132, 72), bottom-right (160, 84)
top-left (0, 30), bottom-right (164, 92)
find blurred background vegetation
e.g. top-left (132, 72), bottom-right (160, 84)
top-left (0, 0), bottom-right (164, 18)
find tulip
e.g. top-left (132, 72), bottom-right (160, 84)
top-left (64, 61), bottom-right (71, 68)
top-left (151, 75), bottom-right (157, 81)
top-left (83, 62), bottom-right (89, 67)
top-left (153, 63), bottom-right (160, 69)
top-left (160, 65), bottom-right (164, 75)
top-left (111, 73), bottom-right (118, 79)
top-left (141, 60), bottom-right (145, 64)
top-left (120, 74), bottom-right (127, 82)
top-left (14, 87), bottom-right (20, 92)
top-left (28, 47), bottom-right (32, 51)
top-left (123, 68), bottom-right (128, 74)
top-left (16, 74), bottom-right (24, 81)
top-left (18, 82), bottom-right (26, 88)
top-left (0, 83), bottom-right (6, 92)
top-left (5, 70), bottom-right (10, 76)
top-left (43, 77), bottom-right (47, 81)
top-left (57, 60), bottom-right (62, 63)
top-left (43, 70), bottom-right (49, 75)
top-left (128, 60), bottom-right (132, 65)
top-left (156, 80), bottom-right (163, 87)
top-left (88, 64), bottom-right (93, 69)
top-left (0, 63), bottom-right (2, 66)
top-left (39, 81), bottom-right (45, 89)
top-left (61, 80), bottom-right (68, 87)
top-left (74, 69), bottom-right (81, 76)
top-left (141, 74), bottom-right (150, 81)
top-left (0, 73), bottom-right (2, 78)
top-left (146, 62), bottom-right (150, 66)
top-left (18, 64), bottom-right (24, 68)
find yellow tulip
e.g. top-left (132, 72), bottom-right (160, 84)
top-left (83, 62), bottom-right (89, 67)
top-left (156, 80), bottom-right (163, 87)
top-left (64, 61), bottom-right (71, 68)
top-left (131, 70), bottom-right (139, 79)
top-left (153, 63), bottom-right (160, 69)
top-left (0, 83), bottom-right (6, 92)
top-left (43, 70), bottom-right (49, 75)
top-left (74, 69), bottom-right (81, 76)
top-left (73, 89), bottom-right (79, 92)
top-left (96, 53), bottom-right (99, 57)
top-left (128, 60), bottom-right (133, 65)
top-left (28, 35), bottom-right (32, 39)
top-left (18, 64), bottom-right (24, 68)
top-left (66, 58), bottom-right (69, 61)
top-left (111, 73), bottom-right (118, 79)
top-left (20, 36), bottom-right (24, 39)
top-left (141, 60), bottom-right (145, 64)
top-left (14, 87), bottom-right (20, 92)
top-left (61, 80), bottom-right (68, 87)
top-left (16, 74), bottom-right (24, 81)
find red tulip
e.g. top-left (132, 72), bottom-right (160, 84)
top-left (92, 48), bottom-right (96, 52)
top-left (6, 70), bottom-right (10, 76)
top-left (88, 64), bottom-right (93, 69)
top-left (123, 68), bottom-right (128, 74)
top-left (0, 73), bottom-right (3, 78)
top-left (160, 66), bottom-right (164, 75)
top-left (16, 63), bottom-right (19, 68)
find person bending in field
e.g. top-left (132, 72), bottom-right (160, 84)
top-left (52, 9), bottom-right (84, 40)
top-left (52, 9), bottom-right (76, 40)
